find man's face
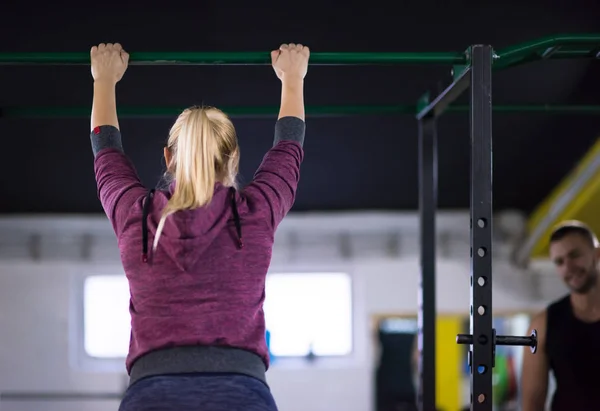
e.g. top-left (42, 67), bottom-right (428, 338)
top-left (550, 233), bottom-right (599, 294)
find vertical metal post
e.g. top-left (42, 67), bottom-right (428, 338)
top-left (417, 116), bottom-right (437, 411)
top-left (469, 44), bottom-right (494, 411)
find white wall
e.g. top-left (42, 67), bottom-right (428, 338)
top-left (0, 212), bottom-right (565, 411)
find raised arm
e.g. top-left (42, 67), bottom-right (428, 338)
top-left (521, 310), bottom-right (550, 411)
top-left (245, 44), bottom-right (310, 228)
top-left (89, 43), bottom-right (146, 237)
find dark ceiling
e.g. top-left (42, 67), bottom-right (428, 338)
top-left (1, 2), bottom-right (599, 215)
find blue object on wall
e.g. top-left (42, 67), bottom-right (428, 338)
top-left (265, 329), bottom-right (276, 362)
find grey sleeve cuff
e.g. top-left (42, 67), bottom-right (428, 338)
top-left (273, 116), bottom-right (305, 147)
top-left (91, 125), bottom-right (124, 157)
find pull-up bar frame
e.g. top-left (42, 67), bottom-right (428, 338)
top-left (1, 34), bottom-right (599, 411)
top-left (414, 33), bottom-right (598, 411)
top-left (0, 33), bottom-right (598, 67)
top-left (419, 45), bottom-right (497, 411)
top-left (2, 104), bottom-right (600, 119)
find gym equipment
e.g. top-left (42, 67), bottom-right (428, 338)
top-left (1, 33), bottom-right (599, 411)
top-left (456, 330), bottom-right (538, 354)
top-left (0, 33), bottom-right (598, 67)
top-left (413, 36), bottom-right (597, 411)
top-left (2, 104), bottom-right (600, 118)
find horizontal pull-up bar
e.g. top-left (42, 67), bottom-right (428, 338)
top-left (494, 33), bottom-right (600, 69)
top-left (0, 34), bottom-right (598, 67)
top-left (0, 51), bottom-right (464, 65)
top-left (2, 104), bottom-right (599, 119)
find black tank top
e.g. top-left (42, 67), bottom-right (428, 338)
top-left (546, 294), bottom-right (600, 411)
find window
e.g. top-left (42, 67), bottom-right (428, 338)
top-left (264, 272), bottom-right (353, 357)
top-left (81, 272), bottom-right (353, 359)
top-left (378, 317), bottom-right (418, 334)
top-left (83, 275), bottom-right (130, 358)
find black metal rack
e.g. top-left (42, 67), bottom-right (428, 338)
top-left (415, 45), bottom-right (540, 411)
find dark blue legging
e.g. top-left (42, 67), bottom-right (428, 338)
top-left (119, 373), bottom-right (279, 411)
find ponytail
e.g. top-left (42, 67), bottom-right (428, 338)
top-left (154, 108), bottom-right (220, 251)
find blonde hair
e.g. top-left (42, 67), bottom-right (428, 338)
top-left (153, 106), bottom-right (239, 250)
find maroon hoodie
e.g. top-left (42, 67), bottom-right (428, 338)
top-left (91, 117), bottom-right (305, 386)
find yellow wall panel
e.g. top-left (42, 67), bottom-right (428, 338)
top-left (526, 138), bottom-right (600, 259)
top-left (530, 157), bottom-right (600, 258)
top-left (436, 316), bottom-right (462, 411)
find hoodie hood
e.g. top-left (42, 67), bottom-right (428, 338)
top-left (141, 182), bottom-right (242, 272)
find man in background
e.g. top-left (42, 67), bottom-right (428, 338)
top-left (521, 221), bottom-right (600, 411)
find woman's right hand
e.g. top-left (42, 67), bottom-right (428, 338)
top-left (271, 43), bottom-right (310, 82)
top-left (90, 43), bottom-right (129, 84)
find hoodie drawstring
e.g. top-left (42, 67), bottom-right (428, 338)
top-left (230, 187), bottom-right (243, 249)
top-left (141, 189), bottom-right (155, 263)
top-left (141, 187), bottom-right (243, 264)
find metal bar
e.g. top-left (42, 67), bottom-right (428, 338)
top-left (415, 67), bottom-right (472, 120)
top-left (0, 34), bottom-right (595, 68)
top-left (457, 333), bottom-right (537, 349)
top-left (494, 49), bottom-right (600, 70)
top-left (417, 115), bottom-right (437, 411)
top-left (495, 334), bottom-right (536, 348)
top-left (0, 51), bottom-right (465, 66)
top-left (0, 104), bottom-right (415, 118)
top-left (0, 34), bottom-right (597, 67)
top-left (489, 105), bottom-right (600, 113)
top-left (3, 104), bottom-right (600, 119)
top-left (494, 33), bottom-right (600, 70)
top-left (468, 44), bottom-right (494, 411)
top-left (0, 391), bottom-right (122, 401)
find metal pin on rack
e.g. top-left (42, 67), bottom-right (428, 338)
top-left (457, 329), bottom-right (538, 374)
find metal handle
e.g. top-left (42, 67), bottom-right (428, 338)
top-left (456, 329), bottom-right (538, 353)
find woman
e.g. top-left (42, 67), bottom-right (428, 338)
top-left (89, 42), bottom-right (309, 411)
